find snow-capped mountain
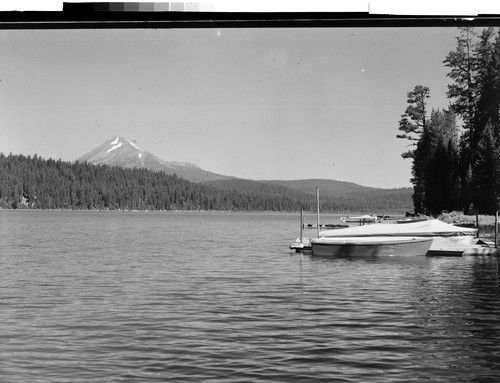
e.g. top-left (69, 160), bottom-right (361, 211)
top-left (77, 135), bottom-right (233, 182)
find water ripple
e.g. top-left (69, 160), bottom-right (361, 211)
top-left (1, 211), bottom-right (500, 382)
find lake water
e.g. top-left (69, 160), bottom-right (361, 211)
top-left (1, 210), bottom-right (500, 382)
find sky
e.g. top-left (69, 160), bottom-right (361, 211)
top-left (0, 24), bottom-right (470, 188)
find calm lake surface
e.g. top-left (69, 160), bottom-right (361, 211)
top-left (1, 210), bottom-right (500, 382)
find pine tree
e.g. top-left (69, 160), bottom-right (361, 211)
top-left (444, 27), bottom-right (479, 133)
top-left (397, 85), bottom-right (431, 159)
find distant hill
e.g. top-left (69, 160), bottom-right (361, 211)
top-left (204, 178), bottom-right (414, 213)
top-left (203, 179), bottom-right (313, 200)
top-left (259, 179), bottom-right (376, 196)
top-left (77, 135), bottom-right (234, 183)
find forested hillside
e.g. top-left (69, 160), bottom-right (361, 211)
top-left (260, 179), bottom-right (373, 195)
top-left (0, 154), bottom-right (413, 212)
top-left (204, 179), bottom-right (413, 213)
top-left (0, 154), bottom-right (296, 211)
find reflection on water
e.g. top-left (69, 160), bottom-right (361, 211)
top-left (0, 211), bottom-right (499, 382)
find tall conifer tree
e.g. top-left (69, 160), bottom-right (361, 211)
top-left (397, 85), bottom-right (431, 159)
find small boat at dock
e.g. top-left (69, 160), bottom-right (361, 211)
top-left (310, 236), bottom-right (433, 257)
top-left (340, 214), bottom-right (378, 224)
top-left (319, 219), bottom-right (477, 255)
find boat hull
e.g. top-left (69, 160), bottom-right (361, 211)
top-left (311, 237), bottom-right (433, 257)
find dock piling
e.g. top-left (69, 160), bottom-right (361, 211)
top-left (316, 187), bottom-right (320, 238)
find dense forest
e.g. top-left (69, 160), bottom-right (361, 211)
top-left (0, 153), bottom-right (413, 213)
top-left (398, 27), bottom-right (500, 215)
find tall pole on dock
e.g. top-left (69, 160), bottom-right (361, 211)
top-left (300, 209), bottom-right (303, 243)
top-left (476, 210), bottom-right (480, 238)
top-left (316, 187), bottom-right (320, 238)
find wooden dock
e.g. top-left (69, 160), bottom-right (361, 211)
top-left (428, 244), bottom-right (500, 257)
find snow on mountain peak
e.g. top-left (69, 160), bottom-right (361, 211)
top-left (126, 139), bottom-right (141, 151)
top-left (107, 135), bottom-right (144, 152)
top-left (107, 142), bottom-right (123, 153)
top-left (78, 134), bottom-right (232, 182)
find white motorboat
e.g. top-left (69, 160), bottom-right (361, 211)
top-left (311, 236), bottom-right (433, 257)
top-left (340, 214), bottom-right (378, 223)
